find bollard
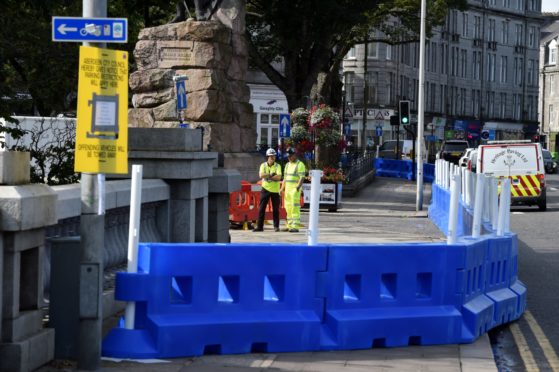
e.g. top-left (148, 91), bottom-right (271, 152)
top-left (482, 175), bottom-right (491, 222)
top-left (472, 173), bottom-right (485, 238)
top-left (465, 170), bottom-right (472, 208)
top-left (447, 172), bottom-right (462, 244)
top-left (497, 179), bottom-right (510, 236)
top-left (490, 178), bottom-right (499, 230)
top-left (125, 165), bottom-right (143, 330)
top-left (504, 179), bottom-right (511, 233)
top-left (462, 168), bottom-right (467, 204)
top-left (307, 169), bottom-right (323, 246)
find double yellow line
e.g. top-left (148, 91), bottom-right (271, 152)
top-left (510, 310), bottom-right (559, 371)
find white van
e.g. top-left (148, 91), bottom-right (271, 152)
top-left (477, 140), bottom-right (546, 210)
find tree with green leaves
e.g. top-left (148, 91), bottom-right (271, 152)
top-left (246, 0), bottom-right (467, 110)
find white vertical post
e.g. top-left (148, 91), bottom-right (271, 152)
top-left (465, 170), bottom-right (472, 208)
top-left (435, 160), bottom-right (439, 185)
top-left (497, 178), bottom-right (510, 236)
top-left (124, 165), bottom-right (143, 330)
top-left (491, 177), bottom-right (499, 230)
top-left (482, 175), bottom-right (491, 222)
top-left (447, 172), bottom-right (462, 244)
top-left (307, 169), bottom-right (323, 246)
top-left (376, 145), bottom-right (380, 159)
top-left (504, 180), bottom-right (511, 233)
top-left (461, 167), bottom-right (466, 203)
top-left (445, 162), bottom-right (450, 189)
top-left (472, 173), bottom-right (485, 238)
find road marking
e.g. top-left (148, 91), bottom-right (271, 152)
top-left (551, 187), bottom-right (558, 191)
top-left (510, 322), bottom-right (539, 371)
top-left (512, 212), bottom-right (525, 215)
top-left (524, 311), bottom-right (559, 371)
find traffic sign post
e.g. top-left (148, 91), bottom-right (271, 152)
top-left (173, 75), bottom-right (188, 127)
top-left (52, 16), bottom-right (127, 43)
top-left (279, 114), bottom-right (291, 138)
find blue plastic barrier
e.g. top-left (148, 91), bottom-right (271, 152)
top-left (318, 243), bottom-right (463, 349)
top-left (375, 158), bottom-right (434, 182)
top-left (103, 243), bottom-right (327, 358)
top-left (102, 178), bottom-right (526, 359)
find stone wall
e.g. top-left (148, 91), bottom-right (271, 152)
top-left (129, 14), bottom-right (256, 153)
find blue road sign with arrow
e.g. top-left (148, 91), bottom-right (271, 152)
top-left (175, 80), bottom-right (187, 110)
top-left (279, 114), bottom-right (291, 138)
top-left (376, 126), bottom-right (383, 137)
top-left (52, 17), bottom-right (127, 43)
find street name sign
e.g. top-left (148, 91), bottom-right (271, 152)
top-left (52, 17), bottom-right (127, 43)
top-left (75, 46), bottom-right (128, 174)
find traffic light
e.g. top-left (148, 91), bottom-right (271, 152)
top-left (399, 100), bottom-right (410, 125)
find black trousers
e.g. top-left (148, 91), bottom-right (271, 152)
top-left (256, 188), bottom-right (280, 229)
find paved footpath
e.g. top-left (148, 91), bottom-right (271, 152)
top-left (41, 177), bottom-right (497, 372)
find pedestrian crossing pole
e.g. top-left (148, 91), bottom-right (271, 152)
top-left (416, 0), bottom-right (427, 211)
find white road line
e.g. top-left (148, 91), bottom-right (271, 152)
top-left (550, 187), bottom-right (558, 191)
top-left (512, 212), bottom-right (525, 215)
top-left (524, 311), bottom-right (559, 371)
top-left (510, 322), bottom-right (539, 371)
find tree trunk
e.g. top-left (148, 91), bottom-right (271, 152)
top-left (311, 70), bottom-right (343, 110)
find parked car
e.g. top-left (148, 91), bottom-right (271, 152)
top-left (437, 140), bottom-right (469, 164)
top-left (458, 148), bottom-right (475, 167)
top-left (543, 149), bottom-right (557, 174)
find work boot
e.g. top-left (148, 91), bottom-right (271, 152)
top-left (289, 228), bottom-right (299, 233)
top-left (252, 228), bottom-right (263, 232)
top-left (281, 227), bottom-right (290, 232)
top-left (274, 227), bottom-right (280, 232)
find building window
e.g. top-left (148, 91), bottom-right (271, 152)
top-left (514, 57), bottom-right (523, 86)
top-left (515, 24), bottom-right (523, 46)
top-left (474, 16), bottom-right (481, 39)
top-left (512, 94), bottom-right (520, 120)
top-left (550, 40), bottom-right (558, 64)
top-left (487, 53), bottom-right (496, 82)
top-left (528, 26), bottom-right (536, 48)
top-left (500, 93), bottom-right (507, 118)
top-left (501, 21), bottom-right (509, 45)
top-left (550, 105), bottom-right (555, 126)
top-left (473, 51), bottom-right (481, 80)
top-left (527, 59), bottom-right (534, 86)
top-left (431, 42), bottom-right (437, 72)
top-left (500, 56), bottom-right (508, 83)
top-left (487, 91), bottom-right (495, 118)
top-left (462, 13), bottom-right (469, 37)
top-left (504, 0), bottom-right (510, 8)
top-left (386, 44), bottom-right (392, 60)
top-left (367, 42), bottom-right (378, 59)
top-left (488, 19), bottom-right (496, 42)
top-left (551, 75), bottom-right (555, 95)
top-left (347, 47), bottom-right (356, 59)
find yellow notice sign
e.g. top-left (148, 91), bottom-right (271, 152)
top-left (75, 46), bottom-right (128, 174)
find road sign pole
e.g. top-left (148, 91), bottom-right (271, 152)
top-left (78, 0), bottom-right (106, 370)
top-left (416, 0), bottom-right (427, 211)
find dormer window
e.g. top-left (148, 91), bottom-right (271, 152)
top-left (550, 39), bottom-right (557, 65)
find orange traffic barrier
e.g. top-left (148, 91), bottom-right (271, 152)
top-left (229, 181), bottom-right (259, 229)
top-left (229, 181), bottom-right (287, 229)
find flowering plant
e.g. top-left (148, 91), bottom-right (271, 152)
top-left (287, 104), bottom-right (346, 179)
top-left (321, 166), bottom-right (346, 183)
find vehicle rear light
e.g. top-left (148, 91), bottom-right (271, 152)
top-left (467, 159), bottom-right (471, 171)
top-left (537, 173), bottom-right (545, 188)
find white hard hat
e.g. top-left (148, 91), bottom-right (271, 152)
top-left (266, 148), bottom-right (277, 157)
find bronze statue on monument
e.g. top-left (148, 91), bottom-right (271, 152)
top-left (170, 0), bottom-right (223, 22)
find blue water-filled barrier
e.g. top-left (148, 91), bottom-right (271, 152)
top-left (374, 158), bottom-right (434, 183)
top-left (102, 181), bottom-right (526, 359)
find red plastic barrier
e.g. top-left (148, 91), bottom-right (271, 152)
top-left (229, 181), bottom-right (287, 227)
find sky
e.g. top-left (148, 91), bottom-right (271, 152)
top-left (542, 0), bottom-right (559, 12)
